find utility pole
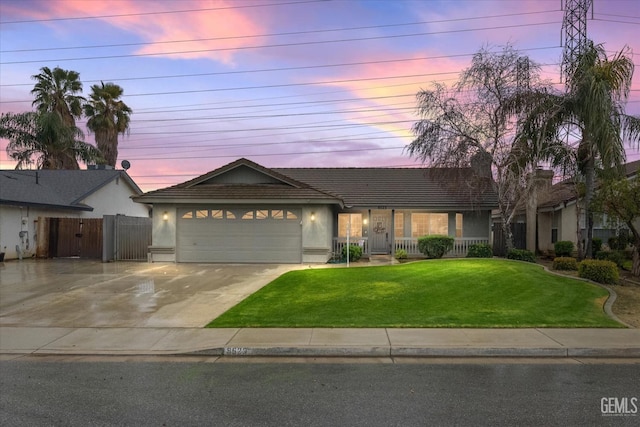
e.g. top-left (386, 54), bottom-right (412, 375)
top-left (561, 0), bottom-right (593, 88)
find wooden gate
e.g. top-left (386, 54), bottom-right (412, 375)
top-left (48, 218), bottom-right (103, 258)
top-left (492, 222), bottom-right (526, 256)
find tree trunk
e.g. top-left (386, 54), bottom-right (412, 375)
top-left (583, 155), bottom-right (596, 259)
top-left (501, 216), bottom-right (515, 252)
top-left (632, 246), bottom-right (640, 277)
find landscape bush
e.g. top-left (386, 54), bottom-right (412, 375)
top-left (592, 237), bottom-right (602, 254)
top-left (466, 243), bottom-right (493, 258)
top-left (553, 257), bottom-right (578, 271)
top-left (595, 250), bottom-right (630, 268)
top-left (554, 241), bottom-right (574, 257)
top-left (578, 259), bottom-right (619, 284)
top-left (417, 235), bottom-right (454, 259)
top-left (506, 249), bottom-right (536, 263)
top-left (341, 244), bottom-right (363, 262)
top-left (394, 249), bottom-right (408, 260)
top-left (608, 234), bottom-right (630, 251)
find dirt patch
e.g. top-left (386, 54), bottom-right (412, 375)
top-left (536, 258), bottom-right (640, 328)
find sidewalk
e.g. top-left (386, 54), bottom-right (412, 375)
top-left (2, 327), bottom-right (639, 358)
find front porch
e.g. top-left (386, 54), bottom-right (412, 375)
top-left (332, 237), bottom-right (490, 259)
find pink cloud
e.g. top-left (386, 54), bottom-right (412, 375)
top-left (3, 0), bottom-right (268, 65)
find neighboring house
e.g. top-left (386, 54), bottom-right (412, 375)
top-left (133, 158), bottom-right (498, 264)
top-left (0, 167), bottom-right (150, 261)
top-left (496, 160), bottom-right (640, 255)
top-left (536, 160), bottom-right (640, 253)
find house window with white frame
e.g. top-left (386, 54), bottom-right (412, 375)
top-left (411, 213), bottom-right (448, 237)
top-left (338, 213), bottom-right (362, 238)
top-left (394, 212), bottom-right (404, 238)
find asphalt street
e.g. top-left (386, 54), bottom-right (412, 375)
top-left (1, 360), bottom-right (638, 426)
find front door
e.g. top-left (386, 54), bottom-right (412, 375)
top-left (371, 211), bottom-right (390, 254)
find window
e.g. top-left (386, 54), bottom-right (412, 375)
top-left (226, 211), bottom-right (236, 219)
top-left (456, 213), bottom-right (463, 238)
top-left (242, 210), bottom-right (254, 220)
top-left (181, 211), bottom-right (194, 219)
top-left (256, 210), bottom-right (268, 220)
top-left (272, 210), bottom-right (284, 220)
top-left (338, 214), bottom-right (362, 237)
top-left (195, 210), bottom-right (208, 219)
top-left (211, 210), bottom-right (223, 219)
top-left (286, 210), bottom-right (298, 220)
top-left (395, 212), bottom-right (404, 238)
top-left (411, 213), bottom-right (448, 237)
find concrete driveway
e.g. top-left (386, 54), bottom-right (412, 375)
top-left (0, 259), bottom-right (301, 328)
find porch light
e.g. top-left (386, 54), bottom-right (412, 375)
top-left (162, 211), bottom-right (169, 221)
top-left (363, 218), bottom-right (368, 225)
top-left (310, 212), bottom-right (316, 222)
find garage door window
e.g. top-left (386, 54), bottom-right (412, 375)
top-left (181, 208), bottom-right (298, 221)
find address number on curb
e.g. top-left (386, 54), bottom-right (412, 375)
top-left (225, 347), bottom-right (249, 356)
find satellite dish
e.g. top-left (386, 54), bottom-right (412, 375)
top-left (121, 160), bottom-right (131, 170)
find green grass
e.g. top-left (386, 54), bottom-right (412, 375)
top-left (206, 259), bottom-right (623, 328)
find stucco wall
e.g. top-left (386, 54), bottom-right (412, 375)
top-left (149, 205), bottom-right (177, 262)
top-left (461, 211), bottom-right (491, 238)
top-left (559, 204), bottom-right (578, 243)
top-left (302, 206), bottom-right (332, 263)
top-left (82, 178), bottom-right (150, 218)
top-left (537, 212), bottom-right (554, 252)
top-left (0, 179), bottom-right (149, 261)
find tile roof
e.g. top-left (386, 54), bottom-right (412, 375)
top-left (274, 167), bottom-right (497, 209)
top-left (0, 169), bottom-right (142, 211)
top-left (135, 158), bottom-right (498, 209)
top-left (538, 160), bottom-right (640, 211)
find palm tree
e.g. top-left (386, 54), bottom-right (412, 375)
top-left (0, 111), bottom-right (103, 169)
top-left (84, 82), bottom-right (132, 167)
top-left (30, 66), bottom-right (85, 169)
top-left (516, 42), bottom-right (640, 258)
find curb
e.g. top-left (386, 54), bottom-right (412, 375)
top-left (182, 346), bottom-right (640, 358)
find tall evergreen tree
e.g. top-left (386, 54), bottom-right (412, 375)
top-left (84, 82), bottom-right (132, 167)
top-left (30, 66), bottom-right (86, 169)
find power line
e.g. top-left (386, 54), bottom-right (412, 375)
top-left (0, 56), bottom-right (562, 104)
top-left (0, 0), bottom-right (325, 24)
top-left (1, 9), bottom-right (562, 53)
top-left (0, 21), bottom-right (560, 65)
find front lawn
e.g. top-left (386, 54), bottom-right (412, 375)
top-left (206, 259), bottom-right (623, 328)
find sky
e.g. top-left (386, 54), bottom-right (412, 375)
top-left (1, 0), bottom-right (639, 192)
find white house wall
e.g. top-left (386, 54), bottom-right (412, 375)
top-left (0, 179), bottom-right (149, 261)
top-left (82, 178), bottom-right (150, 218)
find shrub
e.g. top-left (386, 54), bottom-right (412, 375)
top-left (578, 259), bottom-right (619, 284)
top-left (592, 237), bottom-right (602, 254)
top-left (341, 244), bottom-right (362, 262)
top-left (554, 241), bottom-right (574, 257)
top-left (553, 257), bottom-right (578, 271)
top-left (417, 235), bottom-right (454, 259)
top-left (466, 243), bottom-right (493, 258)
top-left (608, 234), bottom-right (630, 251)
top-left (506, 249), bottom-right (536, 263)
top-left (394, 249), bottom-right (408, 260)
top-left (595, 250), bottom-right (627, 268)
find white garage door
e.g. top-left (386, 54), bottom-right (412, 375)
top-left (177, 208), bottom-right (301, 263)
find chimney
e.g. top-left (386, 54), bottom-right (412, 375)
top-left (535, 168), bottom-right (554, 192)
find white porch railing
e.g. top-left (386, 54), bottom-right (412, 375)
top-left (332, 237), bottom-right (369, 258)
top-left (332, 237), bottom-right (489, 258)
top-left (395, 237), bottom-right (490, 258)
